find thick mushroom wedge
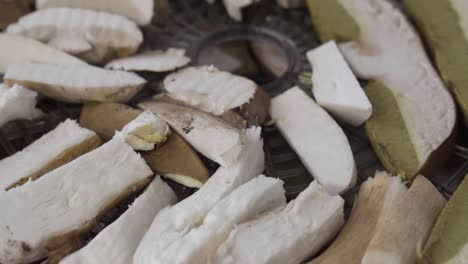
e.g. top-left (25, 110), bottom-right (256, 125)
top-left (79, 102), bottom-right (209, 188)
top-left (0, 119), bottom-right (101, 191)
top-left (106, 49), bottom-right (191, 73)
top-left (421, 174), bottom-right (468, 264)
top-left (0, 138), bottom-right (153, 264)
top-left (309, 171), bottom-right (407, 264)
top-left (7, 8), bottom-right (143, 63)
top-left (154, 176), bottom-right (286, 264)
top-left (60, 177), bottom-right (177, 264)
top-left (36, 0), bottom-right (155, 25)
top-left (152, 93), bottom-right (248, 130)
top-left (133, 127), bottom-right (264, 264)
top-left (270, 86), bottom-right (357, 195)
top-left (0, 84), bottom-right (43, 127)
top-left (0, 34), bottom-right (85, 74)
top-left (402, 0), bottom-right (468, 127)
top-left (4, 63), bottom-right (146, 103)
top-left (361, 176), bottom-right (446, 264)
top-left (139, 101), bottom-right (246, 167)
top-left (214, 181), bottom-right (345, 264)
top-left (306, 0), bottom-right (457, 179)
top-left (162, 66), bottom-right (270, 126)
top-left (307, 41), bottom-right (372, 126)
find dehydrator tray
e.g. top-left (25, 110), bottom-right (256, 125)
top-left (1, 0), bottom-right (467, 262)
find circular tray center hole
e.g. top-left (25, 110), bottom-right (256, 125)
top-left (194, 26), bottom-right (292, 86)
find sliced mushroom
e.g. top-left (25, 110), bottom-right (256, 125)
top-left (0, 138), bottom-right (153, 264)
top-left (362, 176), bottom-right (446, 264)
top-left (0, 33), bottom-right (85, 74)
top-left (307, 41), bottom-right (372, 126)
top-left (309, 171), bottom-right (407, 264)
top-left (223, 0), bottom-right (259, 21)
top-left (306, 0), bottom-right (457, 179)
top-left (79, 102), bottom-right (210, 188)
top-left (163, 66), bottom-right (270, 126)
top-left (421, 173), bottom-right (468, 264)
top-left (214, 181), bottom-right (345, 264)
top-left (402, 0), bottom-right (468, 127)
top-left (4, 63), bottom-right (146, 103)
top-left (139, 101), bottom-right (246, 167)
top-left (114, 110), bottom-right (171, 151)
top-left (106, 49), bottom-right (191, 73)
top-left (60, 177), bottom-right (177, 264)
top-left (154, 176), bottom-right (286, 264)
top-left (7, 8), bottom-right (143, 63)
top-left (134, 127), bottom-right (264, 264)
top-left (270, 86), bottom-right (357, 195)
top-left (152, 93), bottom-right (247, 129)
top-left (0, 84), bottom-right (43, 127)
top-left (0, 119), bottom-right (101, 191)
top-left (36, 0), bottom-right (155, 25)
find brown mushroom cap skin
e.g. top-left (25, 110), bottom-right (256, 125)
top-left (79, 102), bottom-right (210, 187)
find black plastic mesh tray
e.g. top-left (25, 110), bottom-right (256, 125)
top-left (1, 0), bottom-right (467, 262)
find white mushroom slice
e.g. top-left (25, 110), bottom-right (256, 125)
top-left (139, 102), bottom-right (245, 167)
top-left (0, 138), bottom-right (153, 264)
top-left (307, 41), bottom-right (372, 126)
top-left (307, 0), bottom-right (456, 179)
top-left (0, 84), bottom-right (43, 127)
top-left (222, 0), bottom-right (259, 21)
top-left (0, 33), bottom-right (85, 74)
top-left (79, 102), bottom-right (210, 189)
top-left (214, 181), bottom-right (345, 264)
top-left (163, 66), bottom-right (257, 116)
top-left (336, 0), bottom-right (457, 176)
top-left (114, 110), bottom-right (170, 151)
top-left (48, 32), bottom-right (92, 54)
top-left (60, 177), bottom-right (176, 264)
top-left (133, 127), bottom-right (264, 264)
top-left (36, 0), bottom-right (154, 25)
top-left (0, 119), bottom-right (100, 191)
top-left (208, 0), bottom-right (262, 21)
top-left (156, 175), bottom-right (286, 264)
top-left (270, 86), bottom-right (357, 195)
top-left (309, 171), bottom-right (407, 264)
top-left (422, 170), bottom-right (468, 264)
top-left (106, 49), bottom-right (191, 73)
top-left (362, 176), bottom-right (446, 264)
top-left (4, 63), bottom-right (146, 103)
top-left (7, 8), bottom-right (143, 62)
top-left (400, 0), bottom-right (468, 128)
